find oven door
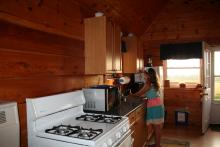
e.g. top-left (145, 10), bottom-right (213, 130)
top-left (114, 131), bottom-right (134, 147)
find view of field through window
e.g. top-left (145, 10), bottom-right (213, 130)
top-left (214, 51), bottom-right (220, 100)
top-left (166, 59), bottom-right (200, 85)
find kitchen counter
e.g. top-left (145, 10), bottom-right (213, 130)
top-left (84, 96), bottom-right (145, 116)
top-left (109, 96), bottom-right (145, 116)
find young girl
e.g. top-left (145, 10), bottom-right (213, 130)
top-left (132, 68), bottom-right (164, 147)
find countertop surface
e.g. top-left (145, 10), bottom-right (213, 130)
top-left (84, 96), bottom-right (145, 116)
top-left (109, 96), bottom-right (145, 116)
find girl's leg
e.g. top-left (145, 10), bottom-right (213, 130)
top-left (146, 123), bottom-right (154, 146)
top-left (153, 123), bottom-right (163, 147)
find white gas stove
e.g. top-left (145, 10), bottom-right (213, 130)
top-left (26, 90), bottom-right (133, 147)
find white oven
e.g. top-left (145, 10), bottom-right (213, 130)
top-left (26, 90), bottom-right (132, 147)
top-left (115, 131), bottom-right (133, 147)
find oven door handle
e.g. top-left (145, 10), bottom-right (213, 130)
top-left (113, 130), bottom-right (134, 147)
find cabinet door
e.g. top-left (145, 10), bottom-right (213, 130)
top-left (134, 117), bottom-right (146, 147)
top-left (134, 106), bottom-right (146, 147)
top-left (123, 36), bottom-right (138, 73)
top-left (106, 22), bottom-right (122, 73)
top-left (85, 16), bottom-right (107, 74)
top-left (128, 111), bottom-right (136, 126)
top-left (113, 24), bottom-right (122, 72)
top-left (106, 20), bottom-right (114, 72)
top-left (137, 39), bottom-right (144, 71)
top-left (85, 16), bottom-right (121, 74)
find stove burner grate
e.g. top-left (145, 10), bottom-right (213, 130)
top-left (76, 114), bottom-right (122, 124)
top-left (45, 125), bottom-right (103, 140)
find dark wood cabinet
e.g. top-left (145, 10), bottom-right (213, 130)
top-left (127, 104), bottom-right (147, 147)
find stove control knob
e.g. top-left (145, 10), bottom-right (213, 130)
top-left (107, 138), bottom-right (113, 146)
top-left (123, 126), bottom-right (127, 133)
top-left (102, 143), bottom-right (108, 147)
top-left (116, 132), bottom-right (121, 139)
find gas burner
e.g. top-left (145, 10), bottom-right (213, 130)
top-left (76, 114), bottom-right (101, 122)
top-left (45, 125), bottom-right (103, 140)
top-left (76, 114), bottom-right (122, 124)
top-left (45, 125), bottom-right (78, 136)
top-left (69, 127), bottom-right (103, 140)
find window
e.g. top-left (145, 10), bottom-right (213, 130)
top-left (165, 59), bottom-right (201, 87)
top-left (214, 51), bottom-right (220, 101)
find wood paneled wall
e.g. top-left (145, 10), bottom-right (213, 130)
top-left (164, 88), bottom-right (202, 132)
top-left (0, 1), bottom-right (102, 147)
top-left (142, 0), bottom-right (220, 65)
top-left (0, 0), bottom-right (85, 40)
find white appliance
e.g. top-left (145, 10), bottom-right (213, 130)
top-left (83, 85), bottom-right (119, 112)
top-left (0, 102), bottom-right (20, 147)
top-left (26, 90), bottom-right (133, 147)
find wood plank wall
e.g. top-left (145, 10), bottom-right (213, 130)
top-left (142, 0), bottom-right (220, 65)
top-left (164, 88), bottom-right (202, 131)
top-left (0, 1), bottom-right (101, 147)
top-left (0, 0), bottom-right (85, 40)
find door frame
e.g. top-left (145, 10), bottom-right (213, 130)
top-left (202, 43), bottom-right (212, 133)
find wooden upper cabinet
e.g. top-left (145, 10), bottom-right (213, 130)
top-left (112, 24), bottom-right (122, 73)
top-left (123, 36), bottom-right (144, 73)
top-left (122, 36), bottom-right (138, 73)
top-left (84, 16), bottom-right (122, 74)
top-left (137, 39), bottom-right (144, 71)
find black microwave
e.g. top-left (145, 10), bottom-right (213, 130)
top-left (82, 85), bottom-right (119, 112)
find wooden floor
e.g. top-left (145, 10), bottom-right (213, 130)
top-left (162, 124), bottom-right (220, 147)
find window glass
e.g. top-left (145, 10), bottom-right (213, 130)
top-left (166, 59), bottom-right (201, 85)
top-left (214, 52), bottom-right (220, 75)
top-left (167, 59), bottom-right (200, 68)
top-left (167, 69), bottom-right (200, 83)
top-left (214, 51), bottom-right (220, 101)
top-left (214, 77), bottom-right (220, 101)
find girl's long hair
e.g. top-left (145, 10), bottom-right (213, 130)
top-left (147, 68), bottom-right (160, 91)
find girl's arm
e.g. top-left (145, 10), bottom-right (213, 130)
top-left (131, 81), bottom-right (150, 97)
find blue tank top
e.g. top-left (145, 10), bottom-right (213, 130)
top-left (145, 87), bottom-right (160, 99)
